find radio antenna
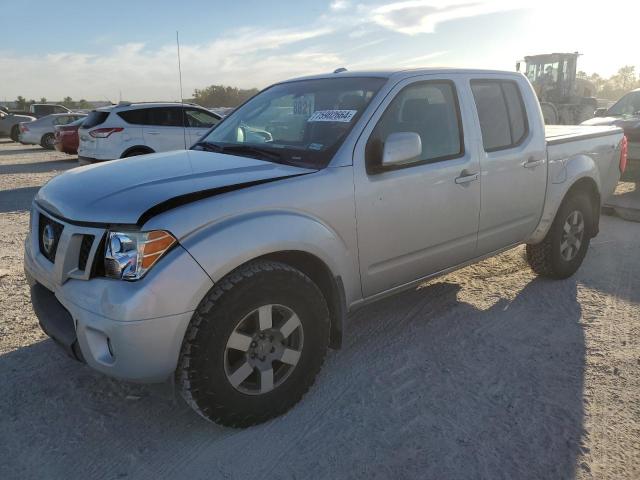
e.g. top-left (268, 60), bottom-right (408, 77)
top-left (176, 31), bottom-right (187, 149)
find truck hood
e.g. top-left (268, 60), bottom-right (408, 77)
top-left (582, 115), bottom-right (640, 131)
top-left (36, 150), bottom-right (316, 226)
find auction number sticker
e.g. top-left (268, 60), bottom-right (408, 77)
top-left (307, 110), bottom-right (357, 122)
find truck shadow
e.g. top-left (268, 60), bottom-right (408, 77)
top-left (0, 273), bottom-right (586, 479)
top-left (0, 148), bottom-right (46, 156)
top-left (0, 186), bottom-right (41, 213)
top-left (0, 158), bottom-right (77, 174)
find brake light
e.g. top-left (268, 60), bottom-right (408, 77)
top-left (20, 124), bottom-right (29, 132)
top-left (89, 127), bottom-right (123, 138)
top-left (620, 135), bottom-right (628, 174)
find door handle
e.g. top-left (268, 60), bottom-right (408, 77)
top-left (146, 131), bottom-right (160, 135)
top-left (524, 157), bottom-right (544, 168)
top-left (455, 171), bottom-right (479, 185)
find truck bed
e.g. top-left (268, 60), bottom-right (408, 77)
top-left (545, 125), bottom-right (621, 145)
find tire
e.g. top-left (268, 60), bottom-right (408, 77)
top-left (177, 260), bottom-right (330, 427)
top-left (526, 193), bottom-right (593, 279)
top-left (10, 125), bottom-right (20, 143)
top-left (40, 133), bottom-right (55, 150)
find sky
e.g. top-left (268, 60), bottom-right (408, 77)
top-left (1, 0), bottom-right (638, 102)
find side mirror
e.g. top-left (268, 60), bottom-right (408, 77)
top-left (382, 132), bottom-right (422, 168)
top-left (594, 107), bottom-right (608, 118)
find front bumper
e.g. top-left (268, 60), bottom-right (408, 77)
top-left (24, 206), bottom-right (214, 382)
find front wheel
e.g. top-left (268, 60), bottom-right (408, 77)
top-left (177, 260), bottom-right (330, 427)
top-left (526, 193), bottom-right (593, 279)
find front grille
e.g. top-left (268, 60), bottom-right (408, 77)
top-left (78, 235), bottom-right (95, 271)
top-left (38, 214), bottom-right (64, 263)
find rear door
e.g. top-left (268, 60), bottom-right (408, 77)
top-left (469, 76), bottom-right (547, 253)
top-left (142, 107), bottom-right (188, 152)
top-left (354, 75), bottom-right (481, 297)
top-left (184, 108), bottom-right (221, 146)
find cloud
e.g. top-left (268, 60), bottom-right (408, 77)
top-left (369, 0), bottom-right (529, 35)
top-left (0, 26), bottom-right (335, 101)
top-left (330, 0), bottom-right (351, 10)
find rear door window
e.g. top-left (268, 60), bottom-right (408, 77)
top-left (471, 80), bottom-right (529, 151)
top-left (148, 107), bottom-right (184, 127)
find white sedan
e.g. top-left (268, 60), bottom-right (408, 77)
top-left (19, 113), bottom-right (86, 149)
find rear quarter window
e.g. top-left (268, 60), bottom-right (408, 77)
top-left (82, 111), bottom-right (110, 128)
top-left (117, 108), bottom-right (151, 125)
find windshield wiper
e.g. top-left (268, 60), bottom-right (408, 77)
top-left (192, 141), bottom-right (291, 164)
top-left (191, 141), bottom-right (224, 153)
top-left (220, 145), bottom-right (283, 162)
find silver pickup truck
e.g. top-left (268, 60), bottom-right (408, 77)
top-left (25, 68), bottom-right (625, 427)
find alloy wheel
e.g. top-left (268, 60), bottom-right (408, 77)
top-left (224, 304), bottom-right (304, 395)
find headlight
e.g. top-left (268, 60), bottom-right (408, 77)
top-left (104, 230), bottom-right (177, 281)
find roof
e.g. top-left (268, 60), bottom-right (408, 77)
top-left (95, 102), bottom-right (203, 112)
top-left (279, 67), bottom-right (524, 84)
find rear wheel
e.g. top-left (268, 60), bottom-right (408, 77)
top-left (177, 260), bottom-right (330, 427)
top-left (40, 133), bottom-right (55, 150)
top-left (10, 125), bottom-right (20, 142)
top-left (526, 193), bottom-right (593, 279)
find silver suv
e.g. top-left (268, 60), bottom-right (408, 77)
top-left (77, 102), bottom-right (221, 163)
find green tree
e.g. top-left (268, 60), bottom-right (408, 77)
top-left (191, 85), bottom-right (259, 108)
top-left (39, 97), bottom-right (47, 103)
top-left (15, 96), bottom-right (27, 110)
top-left (76, 99), bottom-right (92, 109)
top-left (61, 96), bottom-right (75, 108)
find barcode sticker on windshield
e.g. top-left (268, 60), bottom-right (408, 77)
top-left (307, 110), bottom-right (357, 123)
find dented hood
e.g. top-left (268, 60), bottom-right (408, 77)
top-left (36, 149), bottom-right (315, 225)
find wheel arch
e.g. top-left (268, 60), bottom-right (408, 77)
top-left (527, 172), bottom-right (602, 244)
top-left (172, 211), bottom-right (359, 350)
top-left (121, 145), bottom-right (155, 158)
top-left (256, 250), bottom-right (346, 349)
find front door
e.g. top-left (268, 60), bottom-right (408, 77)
top-left (354, 76), bottom-right (481, 297)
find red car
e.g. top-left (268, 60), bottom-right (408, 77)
top-left (54, 118), bottom-right (84, 154)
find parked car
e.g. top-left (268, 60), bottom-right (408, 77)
top-left (26, 68), bottom-right (624, 427)
top-left (54, 117), bottom-right (85, 155)
top-left (582, 88), bottom-right (640, 179)
top-left (29, 104), bottom-right (72, 118)
top-left (0, 109), bottom-right (36, 141)
top-left (77, 102), bottom-right (222, 163)
top-left (19, 113), bottom-right (87, 149)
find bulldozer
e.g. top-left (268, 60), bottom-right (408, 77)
top-left (516, 52), bottom-right (597, 125)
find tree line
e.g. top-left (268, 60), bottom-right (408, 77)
top-left (190, 85), bottom-right (260, 108)
top-left (12, 65), bottom-right (638, 111)
top-left (577, 65), bottom-right (640, 101)
top-left (13, 96), bottom-right (92, 110)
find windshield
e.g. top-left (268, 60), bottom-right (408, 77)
top-left (195, 77), bottom-right (386, 168)
top-left (608, 91), bottom-right (640, 116)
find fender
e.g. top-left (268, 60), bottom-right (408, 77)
top-left (526, 153), bottom-right (601, 244)
top-left (179, 210), bottom-right (361, 307)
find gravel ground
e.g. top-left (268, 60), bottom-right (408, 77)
top-left (0, 140), bottom-right (638, 479)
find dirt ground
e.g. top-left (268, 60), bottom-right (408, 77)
top-left (0, 139), bottom-right (638, 480)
